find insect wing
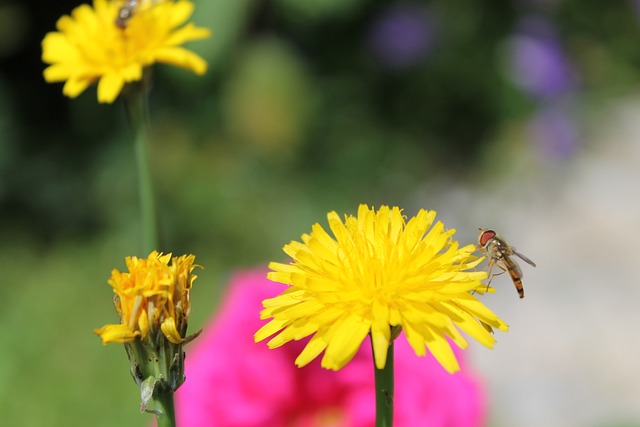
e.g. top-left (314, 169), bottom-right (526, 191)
top-left (513, 249), bottom-right (536, 268)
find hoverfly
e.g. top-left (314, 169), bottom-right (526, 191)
top-left (115, 0), bottom-right (140, 28)
top-left (477, 228), bottom-right (536, 299)
top-left (116, 0), bottom-right (162, 28)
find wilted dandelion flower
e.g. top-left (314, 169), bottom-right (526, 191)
top-left (95, 251), bottom-right (198, 345)
top-left (94, 251), bottom-right (200, 412)
top-left (255, 205), bottom-right (508, 374)
top-left (41, 0), bottom-right (211, 103)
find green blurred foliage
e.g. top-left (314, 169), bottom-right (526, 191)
top-left (2, 0), bottom-right (640, 425)
top-left (6, 0), bottom-right (640, 248)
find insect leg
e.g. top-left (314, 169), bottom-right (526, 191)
top-left (485, 261), bottom-right (508, 293)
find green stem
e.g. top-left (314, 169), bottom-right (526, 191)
top-left (372, 338), bottom-right (394, 427)
top-left (153, 391), bottom-right (176, 427)
top-left (124, 79), bottom-right (159, 254)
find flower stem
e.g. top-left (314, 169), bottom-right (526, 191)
top-left (153, 391), bottom-right (176, 427)
top-left (124, 78), bottom-right (159, 254)
top-left (372, 338), bottom-right (394, 427)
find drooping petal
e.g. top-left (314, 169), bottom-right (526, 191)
top-left (94, 324), bottom-right (139, 344)
top-left (97, 73), bottom-right (126, 103)
top-left (154, 47), bottom-right (208, 74)
top-left (62, 77), bottom-right (93, 98)
top-left (161, 317), bottom-right (184, 344)
top-left (320, 315), bottom-right (371, 370)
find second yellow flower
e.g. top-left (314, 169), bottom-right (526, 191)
top-left (42, 0), bottom-right (211, 103)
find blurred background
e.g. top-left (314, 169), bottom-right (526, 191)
top-left (1, 0), bottom-right (640, 425)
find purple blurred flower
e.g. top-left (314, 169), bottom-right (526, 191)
top-left (631, 0), bottom-right (640, 20)
top-left (527, 104), bottom-right (580, 160)
top-left (514, 0), bottom-right (562, 9)
top-left (506, 17), bottom-right (577, 99)
top-left (367, 4), bottom-right (436, 70)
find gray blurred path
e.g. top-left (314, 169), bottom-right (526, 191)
top-left (415, 98), bottom-right (640, 427)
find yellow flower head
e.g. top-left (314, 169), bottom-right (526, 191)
top-left (94, 251), bottom-right (199, 345)
top-left (41, 0), bottom-right (211, 103)
top-left (255, 205), bottom-right (509, 373)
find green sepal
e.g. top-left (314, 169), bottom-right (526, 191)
top-left (140, 376), bottom-right (160, 414)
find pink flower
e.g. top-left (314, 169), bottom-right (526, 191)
top-left (175, 268), bottom-right (487, 426)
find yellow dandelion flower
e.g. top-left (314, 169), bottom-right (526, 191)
top-left (41, 0), bottom-right (211, 103)
top-left (95, 251), bottom-right (200, 413)
top-left (94, 251), bottom-right (199, 345)
top-left (255, 205), bottom-right (509, 374)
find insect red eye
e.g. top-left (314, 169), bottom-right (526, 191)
top-left (478, 230), bottom-right (496, 247)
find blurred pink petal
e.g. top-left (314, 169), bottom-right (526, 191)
top-left (175, 268), bottom-right (487, 426)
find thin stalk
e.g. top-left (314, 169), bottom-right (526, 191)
top-left (124, 80), bottom-right (158, 254)
top-left (372, 338), bottom-right (394, 427)
top-left (152, 391), bottom-right (176, 427)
